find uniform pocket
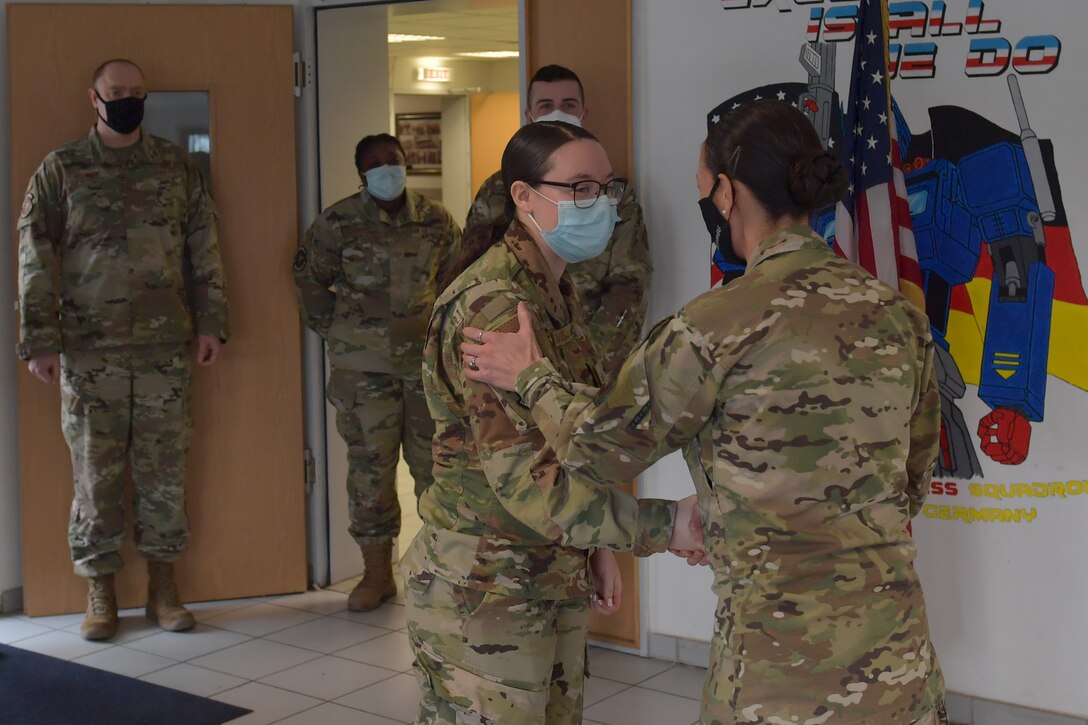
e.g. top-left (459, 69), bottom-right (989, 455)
top-left (407, 577), bottom-right (554, 722)
top-left (325, 369), bottom-right (360, 413)
top-left (494, 393), bottom-right (537, 436)
top-left (456, 590), bottom-right (558, 689)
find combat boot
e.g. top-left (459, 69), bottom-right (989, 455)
top-left (347, 542), bottom-right (396, 612)
top-left (80, 573), bottom-right (118, 640)
top-left (146, 560), bottom-right (195, 632)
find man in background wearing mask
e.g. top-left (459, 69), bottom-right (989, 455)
top-left (293, 134), bottom-right (461, 612)
top-left (16, 58), bottom-right (229, 640)
top-left (462, 64), bottom-right (651, 379)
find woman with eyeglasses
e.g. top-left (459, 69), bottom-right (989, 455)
top-left (402, 120), bottom-right (702, 724)
top-left (459, 101), bottom-right (948, 724)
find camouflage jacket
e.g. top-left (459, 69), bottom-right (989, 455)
top-left (463, 170), bottom-right (651, 377)
top-left (404, 221), bottom-right (675, 601)
top-left (514, 226), bottom-right (945, 719)
top-left (293, 189), bottom-right (461, 376)
top-left (16, 128), bottom-right (228, 360)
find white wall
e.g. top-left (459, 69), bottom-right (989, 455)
top-left (630, 0), bottom-right (1088, 718)
top-left (316, 4), bottom-right (390, 208)
top-left (313, 2), bottom-right (391, 583)
top-left (439, 95), bottom-right (471, 223)
top-left (390, 56), bottom-right (518, 95)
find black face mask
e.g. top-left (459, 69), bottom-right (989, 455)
top-left (95, 91), bottom-right (145, 135)
top-left (699, 178), bottom-right (746, 270)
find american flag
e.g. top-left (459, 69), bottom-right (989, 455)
top-left (834, 0), bottom-right (924, 307)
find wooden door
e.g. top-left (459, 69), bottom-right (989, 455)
top-left (8, 3), bottom-right (307, 615)
top-left (525, 0), bottom-right (640, 649)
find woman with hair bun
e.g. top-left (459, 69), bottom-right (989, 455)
top-left (461, 100), bottom-right (948, 723)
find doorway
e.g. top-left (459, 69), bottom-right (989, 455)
top-left (310, 0), bottom-right (641, 652)
top-left (313, 0), bottom-right (520, 586)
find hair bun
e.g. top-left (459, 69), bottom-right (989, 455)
top-left (787, 149), bottom-right (848, 210)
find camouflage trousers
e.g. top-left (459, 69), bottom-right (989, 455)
top-left (700, 600), bottom-right (950, 724)
top-left (326, 368), bottom-right (435, 547)
top-left (60, 345), bottom-right (193, 578)
top-left (404, 571), bottom-right (590, 724)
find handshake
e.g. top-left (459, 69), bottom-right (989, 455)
top-left (668, 495), bottom-right (708, 566)
top-left (589, 493), bottom-right (709, 617)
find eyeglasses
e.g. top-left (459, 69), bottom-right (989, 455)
top-left (530, 178), bottom-right (628, 208)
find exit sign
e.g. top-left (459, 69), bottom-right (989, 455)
top-left (417, 66), bottom-right (451, 82)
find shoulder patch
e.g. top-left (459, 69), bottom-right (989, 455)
top-left (20, 193), bottom-right (34, 219)
top-left (293, 247), bottom-right (308, 272)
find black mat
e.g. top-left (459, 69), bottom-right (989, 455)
top-left (0, 643), bottom-right (251, 725)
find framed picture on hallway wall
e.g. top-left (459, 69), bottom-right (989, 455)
top-left (395, 112), bottom-right (442, 174)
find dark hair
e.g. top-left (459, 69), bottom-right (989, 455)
top-left (705, 100), bottom-right (847, 219)
top-left (437, 121), bottom-right (599, 294)
top-left (528, 64), bottom-right (585, 105)
top-left (354, 133), bottom-right (406, 171)
top-left (91, 58), bottom-right (143, 86)
top-left (501, 120), bottom-right (597, 217)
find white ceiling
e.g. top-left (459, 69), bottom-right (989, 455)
top-left (387, 0), bottom-right (518, 61)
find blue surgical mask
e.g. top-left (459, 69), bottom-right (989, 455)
top-left (363, 164), bottom-right (407, 201)
top-left (533, 109), bottom-right (583, 127)
top-left (526, 186), bottom-right (619, 263)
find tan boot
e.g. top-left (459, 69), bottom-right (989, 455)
top-left (348, 542), bottom-right (396, 612)
top-left (146, 561), bottom-right (195, 632)
top-left (80, 573), bottom-right (118, 641)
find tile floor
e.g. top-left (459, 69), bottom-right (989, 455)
top-left (2, 463), bottom-right (705, 723)
top-left (0, 585), bottom-right (706, 724)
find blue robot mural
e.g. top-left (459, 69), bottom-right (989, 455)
top-left (710, 43), bottom-right (1067, 478)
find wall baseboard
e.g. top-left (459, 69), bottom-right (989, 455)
top-left (944, 691), bottom-right (1087, 725)
top-left (1, 587), bottom-right (23, 615)
top-left (647, 632), bottom-right (710, 668)
top-left (645, 633), bottom-right (1087, 724)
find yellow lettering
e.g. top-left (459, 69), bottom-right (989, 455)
top-left (1049, 482), bottom-right (1067, 498)
top-left (983, 483), bottom-right (1003, 500)
top-left (969, 483), bottom-right (983, 497)
top-left (1014, 483), bottom-right (1032, 498)
top-left (1032, 483), bottom-right (1048, 497)
top-left (1067, 480), bottom-right (1084, 495)
top-left (927, 503), bottom-right (1044, 524)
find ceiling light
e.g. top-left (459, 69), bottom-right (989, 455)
top-left (388, 34), bottom-right (445, 43)
top-left (457, 51), bottom-right (520, 59)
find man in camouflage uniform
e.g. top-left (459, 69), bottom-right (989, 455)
top-left (462, 64), bottom-right (651, 378)
top-left (17, 59), bottom-right (228, 641)
top-left (293, 133), bottom-right (461, 611)
top-left (404, 213), bottom-right (691, 724)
